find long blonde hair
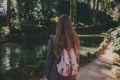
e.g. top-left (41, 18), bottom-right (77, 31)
top-left (53, 14), bottom-right (79, 58)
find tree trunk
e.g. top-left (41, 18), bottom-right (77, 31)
top-left (17, 0), bottom-right (21, 24)
top-left (25, 0), bottom-right (29, 28)
top-left (91, 0), bottom-right (100, 24)
top-left (87, 0), bottom-right (91, 10)
top-left (96, 0), bottom-right (100, 12)
top-left (70, 0), bottom-right (77, 23)
top-left (6, 0), bottom-right (11, 26)
top-left (40, 0), bottom-right (47, 25)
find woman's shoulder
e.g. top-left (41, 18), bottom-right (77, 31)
top-left (49, 34), bottom-right (55, 39)
top-left (49, 34), bottom-right (55, 41)
top-left (48, 34), bottom-right (55, 44)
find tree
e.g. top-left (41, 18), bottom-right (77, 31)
top-left (70, 0), bottom-right (77, 23)
top-left (6, 0), bottom-right (11, 26)
top-left (80, 0), bottom-right (119, 24)
top-left (85, 0), bottom-right (101, 24)
top-left (57, 0), bottom-right (70, 15)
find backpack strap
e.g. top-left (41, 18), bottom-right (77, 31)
top-left (69, 48), bottom-right (79, 76)
top-left (61, 49), bottom-right (72, 76)
top-left (67, 49), bottom-right (74, 76)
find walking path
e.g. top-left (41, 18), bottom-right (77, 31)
top-left (77, 42), bottom-right (119, 80)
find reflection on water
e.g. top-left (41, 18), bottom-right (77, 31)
top-left (0, 40), bottom-right (48, 73)
top-left (0, 36), bottom-right (103, 73)
top-left (80, 37), bottom-right (103, 55)
top-left (80, 46), bottom-right (98, 56)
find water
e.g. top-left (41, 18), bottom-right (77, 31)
top-left (80, 37), bottom-right (103, 55)
top-left (0, 39), bottom-right (48, 73)
top-left (0, 36), bottom-right (103, 73)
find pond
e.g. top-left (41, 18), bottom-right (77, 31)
top-left (0, 35), bottom-right (103, 75)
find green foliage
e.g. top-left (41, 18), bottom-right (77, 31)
top-left (96, 11), bottom-right (113, 24)
top-left (0, 0), bottom-right (3, 5)
top-left (10, 0), bottom-right (58, 33)
top-left (118, 16), bottom-right (120, 23)
top-left (57, 0), bottom-right (70, 15)
top-left (113, 28), bottom-right (120, 54)
top-left (112, 53), bottom-right (120, 78)
top-left (112, 27), bottom-right (120, 78)
top-left (116, 71), bottom-right (120, 78)
top-left (101, 32), bottom-right (110, 39)
top-left (0, 0), bottom-right (119, 38)
top-left (76, 2), bottom-right (93, 25)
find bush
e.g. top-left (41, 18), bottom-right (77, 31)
top-left (118, 16), bottom-right (120, 23)
top-left (112, 27), bottom-right (120, 78)
top-left (113, 28), bottom-right (120, 54)
top-left (96, 11), bottom-right (113, 25)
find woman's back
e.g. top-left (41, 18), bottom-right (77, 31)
top-left (44, 14), bottom-right (80, 80)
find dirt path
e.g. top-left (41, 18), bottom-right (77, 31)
top-left (77, 42), bottom-right (119, 80)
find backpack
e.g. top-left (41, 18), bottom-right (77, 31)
top-left (57, 48), bottom-right (79, 76)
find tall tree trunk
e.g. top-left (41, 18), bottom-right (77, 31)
top-left (96, 0), bottom-right (100, 12)
top-left (6, 0), bottom-right (11, 26)
top-left (92, 0), bottom-right (96, 24)
top-left (87, 0), bottom-right (91, 11)
top-left (70, 0), bottom-right (77, 23)
top-left (25, 0), bottom-right (29, 28)
top-left (89, 0), bottom-right (99, 24)
top-left (17, 0), bottom-right (23, 27)
top-left (40, 0), bottom-right (47, 26)
top-left (17, 0), bottom-right (22, 30)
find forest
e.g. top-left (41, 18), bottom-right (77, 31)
top-left (0, 0), bottom-right (120, 41)
top-left (0, 0), bottom-right (120, 80)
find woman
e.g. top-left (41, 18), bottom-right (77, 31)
top-left (44, 14), bottom-right (80, 80)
